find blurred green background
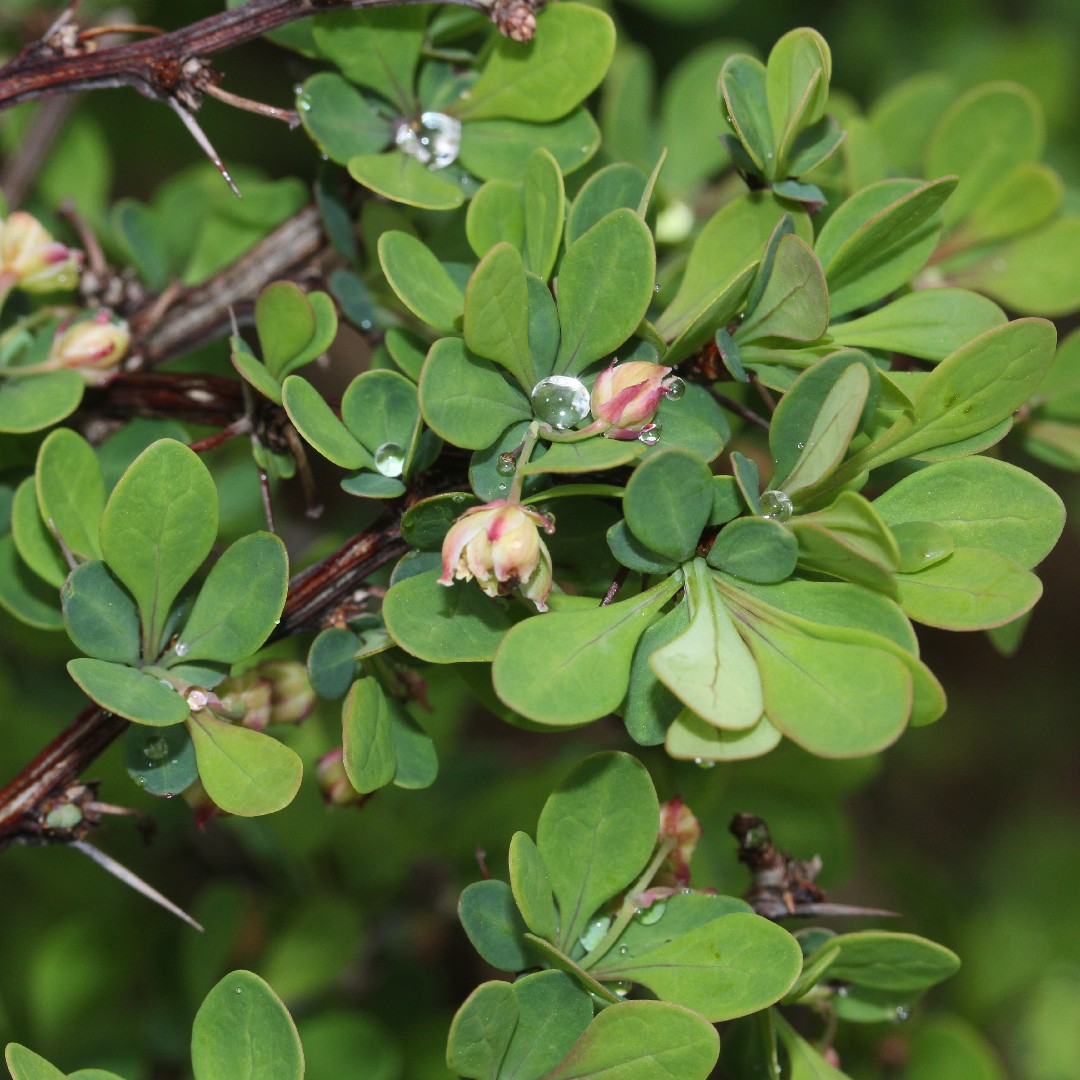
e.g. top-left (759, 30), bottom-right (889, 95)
top-left (1, 1), bottom-right (1079, 1077)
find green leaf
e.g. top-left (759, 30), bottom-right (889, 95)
top-left (4, 1045), bottom-right (65, 1080)
top-left (925, 81), bottom-right (1043, 227)
top-left (719, 54), bottom-right (773, 173)
top-left (873, 457), bottom-right (1064, 569)
top-left (282, 376), bottom-right (373, 470)
top-left (459, 879), bottom-right (532, 972)
top-left (340, 369), bottom-right (421, 463)
top-left (0, 532), bottom-right (63, 630)
top-left (387, 702), bottom-right (436, 789)
top-left (492, 576), bottom-right (680, 727)
top-left (191, 970), bottom-right (303, 1080)
top-left (36, 428), bottom-right (104, 560)
top-left (815, 177), bottom-right (956, 316)
top-left (62, 560), bottom-right (140, 663)
top-left (893, 547), bottom-right (1042, 630)
top-left (555, 209), bottom-right (656, 376)
top-left (349, 152), bottom-right (464, 211)
top-left (952, 217), bottom-right (1080, 317)
top-left (773, 1014), bottom-right (847, 1080)
top-left (400, 491), bottom-right (481, 551)
top-left (255, 281), bottom-right (316, 381)
top-left (830, 288), bottom-right (1007, 361)
top-left (188, 711), bottom-right (302, 816)
top-left (523, 148), bottom-right (565, 280)
top-left (607, 519), bottom-right (677, 577)
top-left (173, 533), bottom-right (287, 664)
top-left (593, 909), bottom-right (801, 1021)
top-left (467, 180), bottom-right (524, 259)
top-left (378, 231), bottom-right (465, 334)
top-left (67, 657), bottom-right (190, 726)
top-left (522, 437), bottom-right (643, 476)
top-left (623, 449), bottom-right (713, 562)
top-left (707, 517), bottom-right (797, 584)
top-left (383, 568), bottom-right (515, 663)
top-left (545, 1000), bottom-right (719, 1080)
top-left (445, 981), bottom-right (517, 1080)
top-left (457, 110), bottom-right (600, 184)
top-left (536, 751), bottom-right (659, 951)
top-left (297, 73), bottom-right (391, 164)
top-left (956, 162), bottom-right (1062, 245)
top-left (0, 370), bottom-right (84, 433)
top-left (527, 271), bottom-right (561, 381)
top-left (827, 930), bottom-right (960, 992)
top-left (622, 602), bottom-right (688, 744)
top-left (342, 676), bottom-right (396, 794)
top-left (455, 4), bottom-right (615, 123)
top-left (99, 440), bottom-right (218, 655)
top-left (736, 235), bottom-right (828, 345)
top-left (501, 971), bottom-right (593, 1080)
top-left (464, 242), bottom-right (534, 388)
top-left (383, 326), bottom-right (427, 381)
top-left (311, 6), bottom-right (426, 111)
top-left (651, 559), bottom-right (763, 731)
top-left (666, 710), bottom-right (783, 763)
top-left (10, 478), bottom-right (67, 587)
top-left (509, 831), bottom-right (559, 942)
top-left (232, 338), bottom-right (284, 405)
top-left (125, 721), bottom-right (198, 798)
top-left (766, 29), bottom-right (831, 167)
top-left (566, 163), bottom-right (648, 246)
top-left (903, 1016), bottom-right (1006, 1080)
top-left (307, 628), bottom-right (359, 700)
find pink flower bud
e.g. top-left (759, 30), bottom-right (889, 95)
top-left (316, 748), bottom-right (364, 807)
top-left (0, 211), bottom-right (80, 293)
top-left (438, 499), bottom-right (554, 611)
top-left (51, 312), bottom-right (129, 379)
top-left (214, 669), bottom-right (272, 731)
top-left (656, 797), bottom-right (701, 889)
top-left (257, 659), bottom-right (316, 725)
top-left (590, 361), bottom-right (672, 439)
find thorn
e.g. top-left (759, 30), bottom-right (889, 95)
top-left (167, 97), bottom-right (242, 199)
top-left (69, 839), bottom-right (204, 931)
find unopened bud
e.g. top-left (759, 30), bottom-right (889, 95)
top-left (656, 797), bottom-right (701, 889)
top-left (51, 312), bottom-right (129, 380)
top-left (316, 748), bottom-right (363, 807)
top-left (590, 361), bottom-right (673, 439)
top-left (215, 669), bottom-right (272, 731)
top-left (0, 211), bottom-right (80, 293)
top-left (256, 659), bottom-right (316, 725)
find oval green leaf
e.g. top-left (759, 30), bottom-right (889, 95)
top-left (67, 657), bottom-right (190, 726)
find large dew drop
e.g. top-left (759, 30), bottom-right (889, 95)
top-left (759, 489), bottom-right (793, 522)
top-left (395, 112), bottom-right (461, 169)
top-left (531, 375), bottom-right (590, 430)
top-left (374, 442), bottom-right (405, 478)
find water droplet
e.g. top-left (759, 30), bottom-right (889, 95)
top-left (395, 111), bottom-right (461, 169)
top-left (638, 422), bottom-right (662, 446)
top-left (796, 441), bottom-right (806, 450)
top-left (143, 736), bottom-right (170, 762)
top-left (693, 757), bottom-right (716, 769)
top-left (759, 489), bottom-right (793, 522)
top-left (496, 452), bottom-right (517, 475)
top-left (608, 980), bottom-right (632, 998)
top-left (186, 688), bottom-right (210, 711)
top-left (137, 777), bottom-right (147, 786)
top-left (374, 442), bottom-right (405, 478)
top-left (297, 94), bottom-right (312, 113)
top-left (618, 944), bottom-right (630, 956)
top-left (235, 987), bottom-right (243, 994)
top-left (164, 792), bottom-right (173, 799)
top-left (662, 377), bottom-right (685, 401)
top-left (835, 985), bottom-right (849, 998)
top-left (174, 641), bottom-right (189, 658)
top-left (894, 1005), bottom-right (910, 1022)
top-left (578, 915), bottom-right (611, 952)
top-left (359, 319), bottom-right (373, 331)
top-left (654, 283), bottom-right (661, 293)
top-left (634, 900), bottom-right (666, 925)
top-left (530, 375), bottom-right (590, 430)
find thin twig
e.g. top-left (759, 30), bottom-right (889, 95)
top-left (709, 389), bottom-right (772, 432)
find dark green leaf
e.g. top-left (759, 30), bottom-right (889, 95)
top-left (707, 517), bottom-right (797, 583)
top-left (125, 722), bottom-right (198, 798)
top-left (349, 152), bottom-right (464, 211)
top-left (463, 243), bottom-right (534, 388)
top-left (62, 560), bottom-right (140, 663)
top-left (297, 73), bottom-right (391, 164)
top-left (509, 831), bottom-right (558, 941)
top-left (67, 657), bottom-right (189, 726)
top-left (342, 676), bottom-right (396, 794)
top-left (446, 981), bottom-right (518, 1080)
top-left (623, 449), bottom-right (713, 562)
top-left (378, 230), bottom-right (465, 333)
top-left (282, 376), bottom-right (374, 470)
top-left (459, 879), bottom-right (532, 972)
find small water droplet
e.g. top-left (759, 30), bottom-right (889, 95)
top-left (374, 442), bottom-right (405, 478)
top-left (186, 688), bottom-right (210, 711)
top-left (496, 452), bottom-right (517, 475)
top-left (618, 944), bottom-right (630, 956)
top-left (759, 489), bottom-right (793, 522)
top-left (164, 792), bottom-right (173, 799)
top-left (835, 985), bottom-right (849, 998)
top-left (235, 987), bottom-right (243, 994)
top-left (634, 900), bottom-right (666, 925)
top-left (638, 422), bottom-right (662, 446)
top-left (654, 283), bottom-right (661, 293)
top-left (693, 757), bottom-right (716, 769)
top-left (297, 94), bottom-right (312, 112)
top-left (796, 441), bottom-right (806, 450)
top-left (578, 915), bottom-right (611, 952)
top-left (359, 319), bottom-right (373, 331)
top-left (662, 377), bottom-right (685, 401)
top-left (174, 641), bottom-right (189, 658)
top-left (608, 980), bottom-right (632, 998)
top-left (894, 1005), bottom-right (910, 1022)
top-left (395, 111), bottom-right (461, 169)
top-left (531, 375), bottom-right (590, 430)
top-left (143, 736), bottom-right (170, 762)
top-left (137, 777), bottom-right (147, 786)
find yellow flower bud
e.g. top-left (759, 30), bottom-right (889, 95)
top-left (0, 211), bottom-right (80, 293)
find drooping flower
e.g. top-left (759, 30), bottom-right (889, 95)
top-left (0, 211), bottom-right (80, 294)
top-left (590, 360), bottom-right (673, 439)
top-left (50, 312), bottom-right (130, 380)
top-left (439, 499), bottom-right (554, 611)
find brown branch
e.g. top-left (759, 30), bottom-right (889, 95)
top-left (0, 513), bottom-right (407, 851)
top-left (0, 0), bottom-right (536, 113)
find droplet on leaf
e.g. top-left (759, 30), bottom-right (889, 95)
top-left (759, 489), bottom-right (793, 522)
top-left (578, 915), bottom-right (611, 952)
top-left (395, 112), bottom-right (461, 169)
top-left (662, 377), bottom-right (685, 400)
top-left (638, 423), bottom-right (662, 446)
top-left (496, 452), bottom-right (517, 475)
top-left (143, 736), bottom-right (170, 762)
top-left (634, 901), bottom-right (666, 925)
top-left (530, 375), bottom-right (590, 430)
top-left (374, 442), bottom-right (405, 478)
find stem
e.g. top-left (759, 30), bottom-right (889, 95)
top-left (507, 420), bottom-right (540, 503)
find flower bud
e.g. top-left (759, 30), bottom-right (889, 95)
top-left (214, 669), bottom-right (272, 731)
top-left (256, 659), bottom-right (316, 725)
top-left (590, 361), bottom-right (673, 439)
top-left (316, 748), bottom-right (364, 807)
top-left (655, 797), bottom-right (701, 889)
top-left (51, 312), bottom-right (130, 380)
top-left (439, 499), bottom-right (554, 611)
top-left (0, 211), bottom-right (80, 293)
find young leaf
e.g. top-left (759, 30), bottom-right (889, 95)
top-left (340, 369), bottom-right (421, 461)
top-left (125, 722), bottom-right (199, 798)
top-left (536, 751), bottom-right (659, 952)
top-left (99, 440), bottom-right (217, 656)
top-left (188, 712), bottom-right (302, 816)
top-left (10, 478), bottom-right (67, 587)
top-left (173, 533), bottom-right (287, 664)
top-left (666, 710), bottom-right (784, 763)
top-left (545, 1000), bottom-right (719, 1080)
top-left (492, 575), bottom-right (681, 726)
top-left (773, 1013), bottom-right (848, 1080)
top-left (467, 180), bottom-right (525, 259)
top-left (67, 657), bottom-right (190, 726)
top-left (650, 559), bottom-right (763, 731)
top-left (255, 282), bottom-right (316, 381)
top-left (387, 702), bottom-right (437, 790)
top-left (349, 152), bottom-right (465, 211)
top-left (191, 970), bottom-right (304, 1080)
top-left (735, 234), bottom-right (828, 345)
top-left (342, 676), bottom-right (396, 794)
top-left (296, 73), bottom-right (391, 165)
top-left (0, 533), bottom-right (64, 630)
top-left (457, 110), bottom-right (600, 184)
top-left (566, 162), bottom-right (648, 246)
top-left (827, 930), bottom-right (960, 991)
top-left (706, 517), bottom-right (797, 584)
top-left (719, 54), bottom-right (773, 173)
top-left (0, 370), bottom-right (84, 434)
